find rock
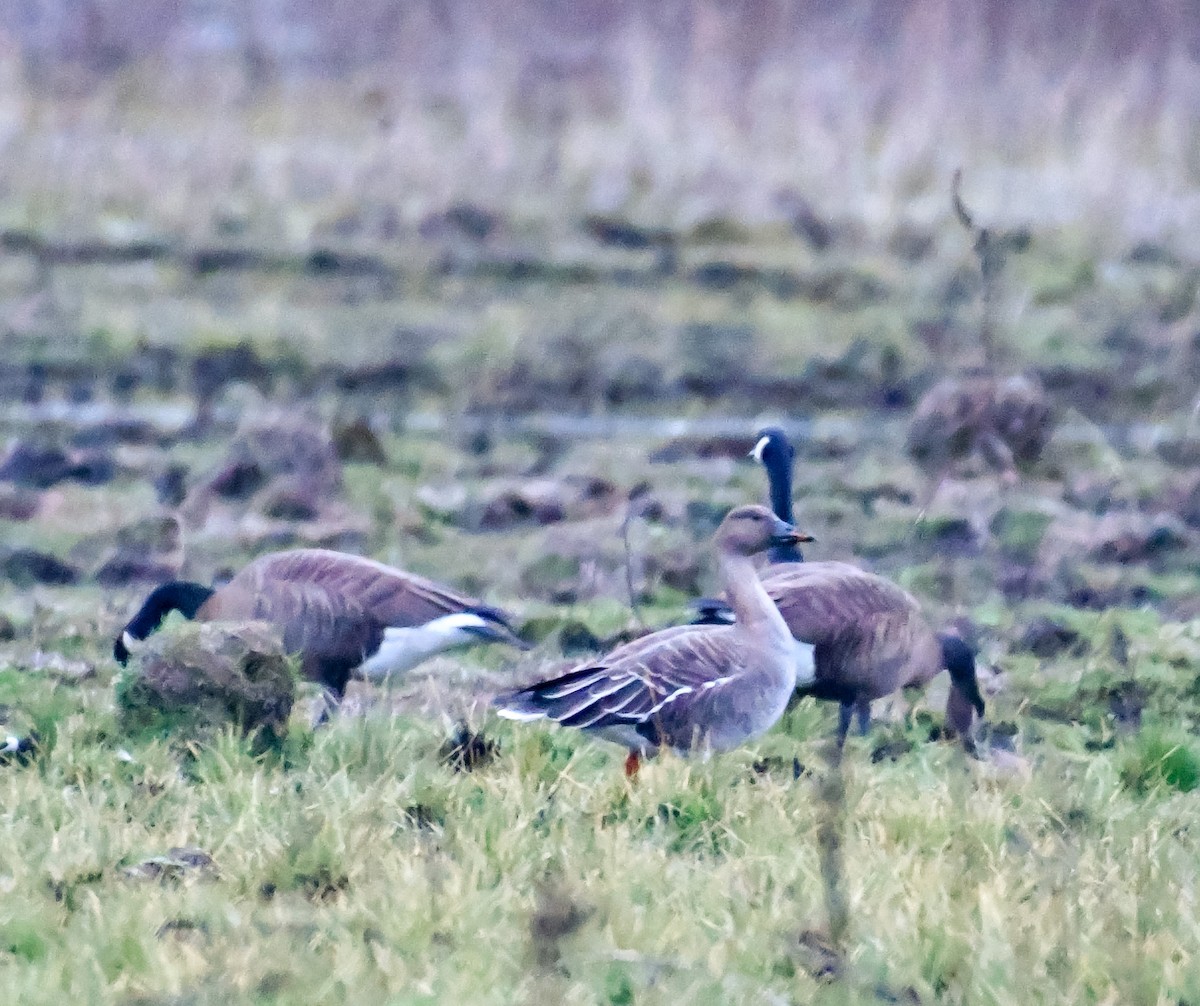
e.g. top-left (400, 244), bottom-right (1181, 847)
top-left (0, 442), bottom-right (71, 487)
top-left (648, 435), bottom-right (752, 463)
top-left (94, 557), bottom-right (177, 588)
top-left (1015, 616), bottom-right (1084, 659)
top-left (116, 621), bottom-right (295, 742)
top-left (207, 460), bottom-right (268, 501)
top-left (1154, 434), bottom-right (1200, 468)
top-left (907, 375), bottom-right (1054, 475)
top-left (479, 486), bottom-right (565, 529)
top-left (70, 418), bottom-right (166, 449)
top-left (0, 548), bottom-right (80, 586)
top-left (582, 214), bottom-right (673, 251)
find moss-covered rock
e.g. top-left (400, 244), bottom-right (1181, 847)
top-left (116, 622), bottom-right (296, 743)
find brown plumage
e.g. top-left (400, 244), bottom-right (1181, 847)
top-left (114, 549), bottom-right (528, 708)
top-left (495, 505), bottom-right (817, 775)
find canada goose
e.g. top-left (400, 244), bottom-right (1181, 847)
top-left (753, 426), bottom-right (985, 748)
top-left (763, 563), bottom-right (985, 748)
top-left (114, 549), bottom-right (529, 713)
top-left (494, 505), bottom-right (817, 776)
top-left (750, 427), bottom-right (806, 564)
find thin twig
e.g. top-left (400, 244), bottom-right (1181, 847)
top-left (952, 169), bottom-right (999, 370)
top-left (621, 486), bottom-right (650, 628)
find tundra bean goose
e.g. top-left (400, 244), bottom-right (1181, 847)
top-left (495, 505), bottom-right (817, 775)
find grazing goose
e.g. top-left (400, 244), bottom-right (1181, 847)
top-left (701, 426), bottom-right (985, 749)
top-left (495, 505), bottom-right (817, 776)
top-left (763, 563), bottom-right (984, 747)
top-left (754, 427), bottom-right (985, 745)
top-left (114, 549), bottom-right (529, 713)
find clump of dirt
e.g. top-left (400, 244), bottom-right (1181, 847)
top-left (528, 881), bottom-right (594, 971)
top-left (116, 621), bottom-right (295, 743)
top-left (332, 417), bottom-right (388, 465)
top-left (1015, 616), bottom-right (1085, 659)
top-left (0, 439), bottom-right (116, 489)
top-left (180, 414), bottom-right (365, 546)
top-left (122, 847), bottom-right (219, 883)
top-left (907, 374), bottom-right (1055, 476)
top-left (438, 721), bottom-right (498, 772)
top-left (471, 475), bottom-right (621, 531)
top-left (0, 548), bottom-right (80, 587)
top-left (0, 485), bottom-right (39, 520)
top-left (197, 413), bottom-right (342, 502)
top-left (92, 514), bottom-right (182, 587)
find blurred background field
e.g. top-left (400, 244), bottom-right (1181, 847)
top-left (1, 3), bottom-right (1200, 1004)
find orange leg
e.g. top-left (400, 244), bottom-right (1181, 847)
top-left (624, 751), bottom-right (641, 779)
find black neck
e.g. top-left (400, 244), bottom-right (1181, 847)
top-left (939, 633), bottom-right (985, 717)
top-left (763, 448), bottom-right (803, 563)
top-left (114, 581), bottom-right (213, 664)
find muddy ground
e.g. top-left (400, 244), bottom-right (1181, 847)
top-left (0, 211), bottom-right (1198, 747)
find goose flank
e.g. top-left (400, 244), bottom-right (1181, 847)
top-left (494, 505), bottom-right (817, 776)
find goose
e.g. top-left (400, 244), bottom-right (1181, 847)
top-left (114, 549), bottom-right (529, 715)
top-left (494, 504), bottom-right (817, 776)
top-left (701, 426), bottom-right (985, 749)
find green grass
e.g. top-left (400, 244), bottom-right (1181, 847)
top-left (0, 630), bottom-right (1197, 1004)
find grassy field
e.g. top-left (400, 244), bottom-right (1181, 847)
top-left (3, 9), bottom-right (1200, 999)
top-left (1, 407), bottom-right (1199, 1004)
top-left (0, 610), bottom-right (1198, 1005)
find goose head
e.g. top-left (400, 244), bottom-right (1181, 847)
top-left (717, 504), bottom-right (813, 558)
top-left (452, 611), bottom-right (533, 651)
top-left (750, 426), bottom-right (794, 470)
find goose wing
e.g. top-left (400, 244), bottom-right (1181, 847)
top-left (231, 549), bottom-right (512, 628)
top-left (495, 624), bottom-right (758, 752)
top-left (761, 563), bottom-right (919, 643)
